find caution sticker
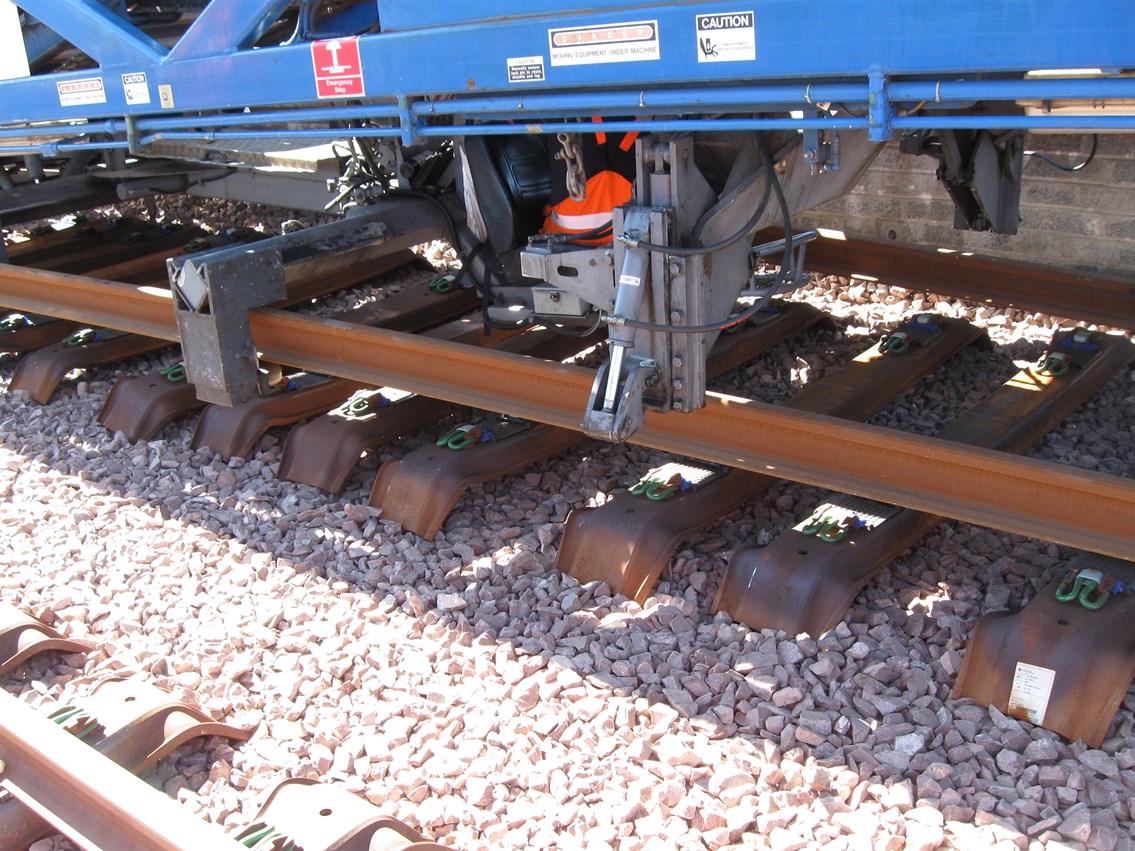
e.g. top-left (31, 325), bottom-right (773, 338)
top-left (121, 72), bottom-right (150, 105)
top-left (1006, 661), bottom-right (1056, 726)
top-left (695, 11), bottom-right (756, 62)
top-left (507, 55), bottom-right (546, 83)
top-left (57, 77), bottom-right (106, 107)
top-left (548, 20), bottom-right (660, 66)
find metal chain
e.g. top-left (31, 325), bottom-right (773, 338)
top-left (555, 132), bottom-right (587, 202)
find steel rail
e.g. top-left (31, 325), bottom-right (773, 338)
top-left (753, 227), bottom-right (1135, 330)
top-left (0, 689), bottom-right (244, 851)
top-left (0, 266), bottom-right (1133, 558)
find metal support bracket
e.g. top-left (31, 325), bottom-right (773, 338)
top-left (582, 356), bottom-right (658, 443)
top-left (170, 247), bottom-right (287, 407)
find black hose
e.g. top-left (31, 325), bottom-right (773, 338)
top-left (1025, 134), bottom-right (1098, 172)
top-left (618, 148), bottom-right (796, 335)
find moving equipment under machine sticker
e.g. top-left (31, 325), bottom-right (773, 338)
top-left (507, 55), bottom-right (546, 83)
top-left (312, 37), bottom-right (365, 99)
top-left (548, 21), bottom-right (660, 66)
top-left (695, 11), bottom-right (756, 62)
top-left (57, 77), bottom-right (106, 107)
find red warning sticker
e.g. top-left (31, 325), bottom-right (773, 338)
top-left (312, 37), bottom-right (365, 99)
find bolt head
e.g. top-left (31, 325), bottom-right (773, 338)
top-left (672, 401), bottom-right (685, 412)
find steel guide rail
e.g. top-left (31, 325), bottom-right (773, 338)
top-left (0, 263), bottom-right (1132, 559)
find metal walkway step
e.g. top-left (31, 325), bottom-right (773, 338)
top-left (370, 301), bottom-right (825, 540)
top-left (555, 314), bottom-right (987, 603)
top-left (715, 328), bottom-right (1135, 636)
top-left (189, 284), bottom-right (481, 460)
top-left (97, 250), bottom-right (427, 441)
top-left (281, 323), bottom-right (593, 493)
top-left (954, 552), bottom-right (1135, 746)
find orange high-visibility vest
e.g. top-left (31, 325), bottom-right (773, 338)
top-left (541, 122), bottom-right (638, 245)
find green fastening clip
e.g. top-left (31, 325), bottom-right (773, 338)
top-left (437, 424), bottom-right (482, 450)
top-left (1031, 351), bottom-right (1070, 378)
top-left (800, 514), bottom-right (849, 542)
top-left (429, 273), bottom-right (460, 293)
top-left (1079, 582), bottom-right (1111, 610)
top-left (879, 331), bottom-right (911, 355)
top-left (0, 314), bottom-right (31, 332)
top-left (800, 514), bottom-right (834, 536)
top-left (236, 823), bottom-right (296, 851)
top-left (1056, 567), bottom-right (1106, 609)
top-left (631, 474), bottom-right (683, 501)
top-left (345, 395), bottom-right (374, 415)
top-left (817, 517), bottom-right (851, 543)
top-left (47, 705), bottom-right (101, 741)
top-left (182, 237), bottom-right (209, 252)
top-left (159, 362), bottom-right (187, 383)
top-left (63, 328), bottom-right (98, 347)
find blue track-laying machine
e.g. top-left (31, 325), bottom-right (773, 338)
top-left (0, 1), bottom-right (1131, 439)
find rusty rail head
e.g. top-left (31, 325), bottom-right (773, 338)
top-left (0, 266), bottom-right (1134, 559)
top-left (754, 226), bottom-right (1135, 330)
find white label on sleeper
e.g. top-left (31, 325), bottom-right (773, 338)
top-left (507, 56), bottom-right (545, 83)
top-left (1006, 661), bottom-right (1056, 726)
top-left (619, 274), bottom-right (642, 287)
top-left (548, 21), bottom-right (659, 66)
top-left (695, 11), bottom-right (755, 63)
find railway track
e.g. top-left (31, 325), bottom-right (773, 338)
top-left (1, 213), bottom-right (1134, 849)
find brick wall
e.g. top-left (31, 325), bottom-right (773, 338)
top-left (795, 133), bottom-right (1135, 278)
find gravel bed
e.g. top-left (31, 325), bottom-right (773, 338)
top-left (1, 196), bottom-right (1134, 851)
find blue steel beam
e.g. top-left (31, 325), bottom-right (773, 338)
top-left (2, 1), bottom-right (1133, 120)
top-left (21, 0), bottom-right (125, 67)
top-left (0, 0), bottom-right (1133, 148)
top-left (165, 0), bottom-right (293, 59)
top-left (17, 0), bottom-right (165, 66)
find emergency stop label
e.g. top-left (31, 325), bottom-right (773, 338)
top-left (695, 11), bottom-right (755, 62)
top-left (312, 37), bottom-right (365, 98)
top-left (548, 21), bottom-right (660, 66)
top-left (57, 77), bottom-right (106, 107)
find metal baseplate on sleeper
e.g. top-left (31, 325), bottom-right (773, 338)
top-left (0, 604), bottom-right (93, 677)
top-left (955, 552), bottom-right (1135, 747)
